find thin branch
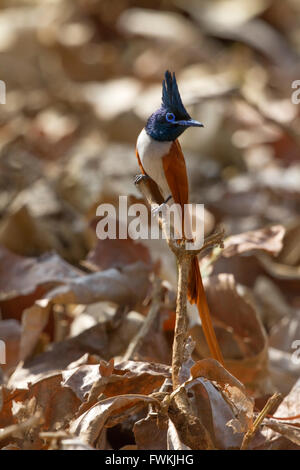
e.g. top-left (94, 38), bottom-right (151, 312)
top-left (241, 392), bottom-right (282, 450)
top-left (171, 250), bottom-right (191, 389)
top-left (135, 176), bottom-right (224, 391)
top-left (123, 278), bottom-right (163, 361)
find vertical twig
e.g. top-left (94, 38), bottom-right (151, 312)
top-left (135, 176), bottom-right (223, 450)
top-left (171, 251), bottom-right (191, 389)
top-left (134, 177), bottom-right (224, 390)
top-left (123, 278), bottom-right (163, 361)
top-left (241, 392), bottom-right (282, 450)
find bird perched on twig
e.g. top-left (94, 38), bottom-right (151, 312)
top-left (135, 70), bottom-right (224, 364)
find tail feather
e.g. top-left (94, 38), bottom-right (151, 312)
top-left (188, 257), bottom-right (224, 365)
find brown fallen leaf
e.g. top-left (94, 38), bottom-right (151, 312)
top-left (0, 245), bottom-right (82, 321)
top-left (134, 412), bottom-right (168, 450)
top-left (1, 374), bottom-right (81, 449)
top-left (222, 225), bottom-right (285, 258)
top-left (62, 360), bottom-right (170, 405)
top-left (263, 418), bottom-right (300, 447)
top-left (36, 262), bottom-right (150, 306)
top-left (184, 358), bottom-right (254, 448)
top-left (8, 327), bottom-right (108, 390)
top-left (69, 394), bottom-right (159, 448)
top-left (167, 418), bottom-right (191, 450)
top-left (252, 220), bottom-right (300, 304)
top-left (18, 261), bottom-right (151, 360)
top-left (181, 378), bottom-right (243, 449)
top-left (253, 275), bottom-right (294, 330)
top-left (272, 378), bottom-right (300, 423)
top-left (268, 346), bottom-right (300, 396)
top-left (86, 237), bottom-right (152, 271)
top-left (0, 177), bottom-right (87, 262)
top-left (0, 320), bottom-right (21, 374)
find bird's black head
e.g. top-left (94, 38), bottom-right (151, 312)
top-left (145, 70), bottom-right (203, 142)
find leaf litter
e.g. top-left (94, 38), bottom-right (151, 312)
top-left (0, 0), bottom-right (300, 451)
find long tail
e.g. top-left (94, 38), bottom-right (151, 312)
top-left (188, 257), bottom-right (224, 365)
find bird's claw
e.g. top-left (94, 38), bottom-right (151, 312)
top-left (134, 174), bottom-right (149, 185)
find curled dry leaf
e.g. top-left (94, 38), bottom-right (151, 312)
top-left (167, 418), bottom-right (191, 450)
top-left (186, 358), bottom-right (254, 448)
top-left (19, 261), bottom-right (151, 361)
top-left (262, 418), bottom-right (300, 447)
top-left (182, 378), bottom-right (240, 449)
top-left (201, 225), bottom-right (287, 294)
top-left (69, 394), bottom-right (159, 448)
top-left (256, 220), bottom-right (300, 301)
top-left (272, 378), bottom-right (300, 423)
top-left (86, 237), bottom-right (152, 271)
top-left (253, 276), bottom-right (294, 329)
top-left (8, 352), bottom-right (170, 414)
top-left (191, 358), bottom-right (246, 390)
top-left (134, 412), bottom-right (168, 450)
top-left (164, 345), bottom-right (254, 449)
top-left (62, 360), bottom-right (170, 406)
top-left (38, 261), bottom-right (151, 307)
top-left (222, 225), bottom-right (285, 258)
top-left (0, 245), bottom-right (82, 319)
top-left (20, 300), bottom-right (52, 362)
top-left (8, 325), bottom-right (108, 390)
top-left (268, 347), bottom-right (300, 396)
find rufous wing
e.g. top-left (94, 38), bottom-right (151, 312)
top-left (162, 141), bottom-right (224, 364)
top-left (162, 139), bottom-right (189, 210)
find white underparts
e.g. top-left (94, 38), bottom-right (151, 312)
top-left (136, 128), bottom-right (172, 200)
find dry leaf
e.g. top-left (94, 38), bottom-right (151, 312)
top-left (222, 225), bottom-right (285, 258)
top-left (69, 394), bottom-right (159, 447)
top-left (167, 419), bottom-right (191, 450)
top-left (18, 261), bottom-right (150, 360)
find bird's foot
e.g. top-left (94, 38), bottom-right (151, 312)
top-left (134, 174), bottom-right (149, 185)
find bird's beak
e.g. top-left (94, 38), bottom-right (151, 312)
top-left (175, 119), bottom-right (204, 128)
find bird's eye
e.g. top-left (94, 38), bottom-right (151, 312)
top-left (166, 112), bottom-right (175, 123)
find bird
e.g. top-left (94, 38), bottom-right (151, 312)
top-left (135, 70), bottom-right (224, 365)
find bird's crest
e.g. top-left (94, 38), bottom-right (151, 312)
top-left (162, 70), bottom-right (190, 118)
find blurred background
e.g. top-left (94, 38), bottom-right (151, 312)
top-left (0, 0), bottom-right (300, 399)
top-left (0, 0), bottom-right (300, 251)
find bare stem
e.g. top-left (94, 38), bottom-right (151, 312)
top-left (135, 176), bottom-right (224, 390)
top-left (171, 251), bottom-right (191, 389)
top-left (241, 392), bottom-right (282, 450)
top-left (135, 175), bottom-right (224, 449)
top-left (123, 278), bottom-right (163, 361)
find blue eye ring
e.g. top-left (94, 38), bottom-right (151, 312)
top-left (166, 112), bottom-right (175, 123)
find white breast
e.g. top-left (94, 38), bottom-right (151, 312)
top-left (136, 129), bottom-right (172, 199)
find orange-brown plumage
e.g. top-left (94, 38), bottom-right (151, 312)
top-left (162, 140), bottom-right (189, 214)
